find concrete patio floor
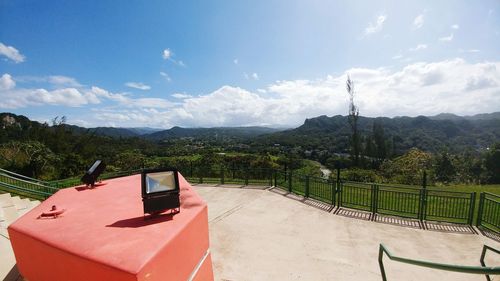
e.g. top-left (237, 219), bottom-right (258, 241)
top-left (194, 184), bottom-right (500, 281)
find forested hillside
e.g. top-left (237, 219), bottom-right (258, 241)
top-left (0, 112), bottom-right (499, 185)
top-left (256, 113), bottom-right (500, 155)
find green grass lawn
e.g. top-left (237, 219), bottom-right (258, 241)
top-left (430, 184), bottom-right (500, 195)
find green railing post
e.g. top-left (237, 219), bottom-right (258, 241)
top-left (331, 180), bottom-right (335, 206)
top-left (338, 182), bottom-right (343, 207)
top-left (371, 184), bottom-right (379, 215)
top-left (305, 176), bottom-right (310, 198)
top-left (370, 184), bottom-right (375, 214)
top-left (418, 189), bottom-right (424, 222)
top-left (378, 244), bottom-right (388, 281)
top-left (245, 170), bottom-right (249, 186)
top-left (220, 166), bottom-right (224, 185)
top-left (422, 189), bottom-right (428, 221)
top-left (468, 192), bottom-right (476, 226)
top-left (288, 171), bottom-right (292, 193)
top-left (273, 170), bottom-right (277, 187)
top-left (477, 193), bottom-right (485, 227)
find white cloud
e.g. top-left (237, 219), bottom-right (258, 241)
top-left (451, 24), bottom-right (459, 29)
top-left (172, 93), bottom-right (192, 99)
top-left (392, 54), bottom-right (403, 60)
top-left (458, 49), bottom-right (480, 53)
top-left (3, 59), bottom-right (500, 128)
top-left (162, 49), bottom-right (172, 60)
top-left (233, 59), bottom-right (238, 65)
top-left (132, 98), bottom-right (173, 108)
top-left (409, 44), bottom-right (428, 51)
top-left (0, 43), bottom-right (25, 63)
top-left (364, 15), bottom-right (386, 35)
top-left (162, 48), bottom-right (185, 67)
top-left (439, 33), bottom-right (454, 42)
top-left (160, 72), bottom-right (171, 82)
top-left (125, 82), bottom-right (151, 90)
top-left (413, 14), bottom-right (424, 29)
top-left (81, 58), bottom-right (500, 128)
top-left (244, 72), bottom-right (259, 80)
top-left (0, 74), bottom-right (16, 90)
top-left (0, 76), bottom-right (170, 109)
top-left (48, 75), bottom-right (82, 87)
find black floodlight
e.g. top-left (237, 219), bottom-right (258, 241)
top-left (141, 168), bottom-right (180, 217)
top-left (81, 160), bottom-right (106, 187)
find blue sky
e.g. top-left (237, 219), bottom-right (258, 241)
top-left (0, 0), bottom-right (499, 128)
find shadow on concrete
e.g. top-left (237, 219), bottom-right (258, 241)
top-left (478, 228), bottom-right (500, 242)
top-left (373, 214), bottom-right (422, 229)
top-left (240, 185), bottom-right (269, 190)
top-left (199, 185), bottom-right (490, 237)
top-left (302, 198), bottom-right (333, 212)
top-left (267, 187), bottom-right (334, 212)
top-left (192, 183), bottom-right (269, 190)
top-left (334, 207), bottom-right (372, 221)
top-left (2, 265), bottom-right (21, 281)
top-left (423, 221), bottom-right (477, 234)
top-left (268, 187), bottom-right (288, 196)
top-left (107, 213), bottom-right (174, 228)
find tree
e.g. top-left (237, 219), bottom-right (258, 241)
top-left (434, 151), bottom-right (455, 184)
top-left (379, 148), bottom-right (433, 185)
top-left (373, 121), bottom-right (387, 160)
top-left (346, 75), bottom-right (360, 166)
top-left (484, 143), bottom-right (500, 183)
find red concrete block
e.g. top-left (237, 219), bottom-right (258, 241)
top-left (8, 174), bottom-right (213, 281)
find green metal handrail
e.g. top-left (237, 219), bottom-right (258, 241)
top-left (0, 181), bottom-right (52, 200)
top-left (378, 243), bottom-right (500, 281)
top-left (0, 168), bottom-right (50, 185)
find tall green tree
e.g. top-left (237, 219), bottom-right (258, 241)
top-left (434, 151), bottom-right (455, 183)
top-left (373, 121), bottom-right (387, 160)
top-left (346, 75), bottom-right (360, 166)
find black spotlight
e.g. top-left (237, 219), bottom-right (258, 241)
top-left (141, 168), bottom-right (180, 217)
top-left (81, 160), bottom-right (106, 188)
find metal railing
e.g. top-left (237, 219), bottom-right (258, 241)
top-left (0, 166), bottom-right (497, 236)
top-left (378, 244), bottom-right (500, 281)
top-left (477, 193), bottom-right (500, 234)
top-left (177, 166), bottom-right (484, 227)
top-left (0, 171), bottom-right (58, 200)
top-left (0, 168), bottom-right (50, 185)
top-left (337, 182), bottom-right (476, 224)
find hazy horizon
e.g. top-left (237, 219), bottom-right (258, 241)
top-left (3, 110), bottom-right (499, 130)
top-left (1, 1), bottom-right (499, 128)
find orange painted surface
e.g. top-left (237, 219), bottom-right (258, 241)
top-left (8, 174), bottom-right (213, 281)
top-left (192, 253), bottom-right (214, 281)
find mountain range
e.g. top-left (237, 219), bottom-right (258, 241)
top-left (1, 112), bottom-right (499, 153)
top-left (256, 112), bottom-right (500, 154)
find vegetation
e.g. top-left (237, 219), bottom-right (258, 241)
top-left (346, 75), bottom-right (361, 166)
top-left (0, 112), bottom-right (499, 188)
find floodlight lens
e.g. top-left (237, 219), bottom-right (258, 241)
top-left (88, 160), bottom-right (102, 173)
top-left (146, 171), bottom-right (176, 194)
